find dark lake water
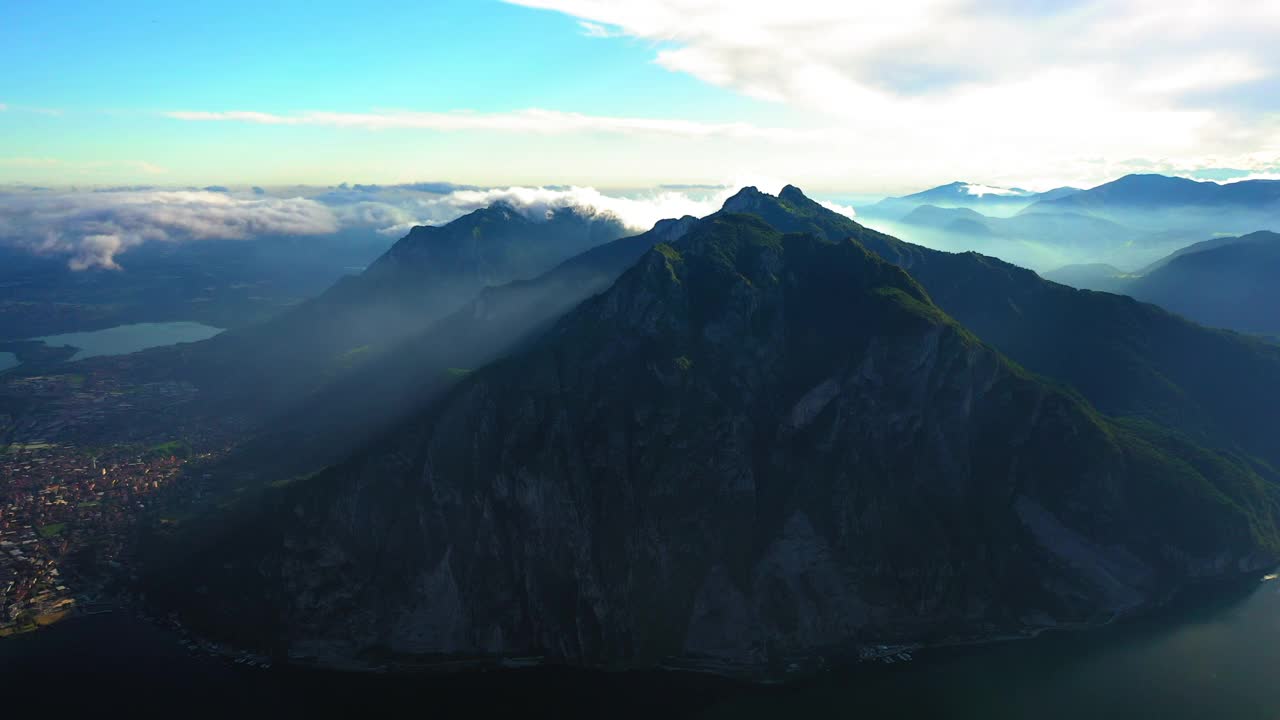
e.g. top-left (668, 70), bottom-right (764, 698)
top-left (32, 321), bottom-right (224, 361)
top-left (3, 576), bottom-right (1278, 717)
top-left (0, 351), bottom-right (17, 372)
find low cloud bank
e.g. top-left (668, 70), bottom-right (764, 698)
top-left (324, 180), bottom-right (857, 238)
top-left (963, 184), bottom-right (1032, 197)
top-left (0, 189), bottom-right (338, 270)
top-left (0, 182), bottom-right (856, 270)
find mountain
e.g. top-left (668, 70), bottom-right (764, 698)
top-left (1045, 232), bottom-right (1280, 336)
top-left (1126, 232), bottom-right (1280, 336)
top-left (362, 202), bottom-right (622, 292)
top-left (899, 205), bottom-right (997, 236)
top-left (688, 188), bottom-right (1280, 472)
top-left (1021, 174), bottom-right (1280, 236)
top-left (182, 186), bottom-right (889, 488)
top-left (150, 190), bottom-right (1280, 672)
top-left (871, 174), bottom-right (1280, 271)
top-left (1137, 230), bottom-right (1280, 274)
top-left (861, 181), bottom-right (1207, 271)
top-left (879, 255), bottom-right (1280, 472)
top-left (1027, 174), bottom-right (1280, 213)
top-left (865, 182), bottom-right (1080, 220)
top-left (218, 215), bottom-right (698, 481)
top-left (149, 203), bottom-right (629, 416)
top-left (896, 205), bottom-right (1153, 263)
top-left (1035, 187), bottom-right (1084, 202)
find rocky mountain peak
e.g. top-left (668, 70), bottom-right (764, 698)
top-left (777, 184), bottom-right (809, 203)
top-left (720, 185), bottom-right (769, 213)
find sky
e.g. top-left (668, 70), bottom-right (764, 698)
top-left (2, 0), bottom-right (1280, 194)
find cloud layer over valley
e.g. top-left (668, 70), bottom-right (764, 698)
top-left (323, 180), bottom-right (855, 238)
top-left (0, 181), bottom-right (858, 270)
top-left (0, 189), bottom-right (340, 270)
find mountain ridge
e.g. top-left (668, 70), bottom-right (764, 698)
top-left (1044, 231), bottom-right (1280, 336)
top-left (864, 182), bottom-right (1081, 221)
top-left (217, 214), bottom-right (700, 480)
top-left (1023, 174), bottom-right (1280, 216)
top-left (136, 203), bottom-right (630, 418)
top-left (147, 201), bottom-right (1280, 674)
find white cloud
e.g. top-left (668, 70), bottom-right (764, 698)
top-left (817, 199), bottom-right (858, 219)
top-left (1, 181), bottom-right (851, 271)
top-left (1135, 54), bottom-right (1268, 95)
top-left (0, 190), bottom-right (337, 270)
top-left (0, 173), bottom-right (877, 276)
top-left (164, 108), bottom-right (804, 142)
top-left (503, 0), bottom-right (1280, 189)
top-left (963, 184), bottom-right (1030, 197)
top-left (318, 176), bottom-right (853, 237)
top-left (578, 20), bottom-right (618, 37)
top-left (428, 186), bottom-right (719, 230)
top-left (1221, 172), bottom-right (1280, 183)
top-left (323, 183), bottom-right (761, 236)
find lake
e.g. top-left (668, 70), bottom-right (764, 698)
top-left (33, 321), bottom-right (224, 361)
top-left (704, 576), bottom-right (1280, 720)
top-left (0, 351), bottom-right (17, 372)
top-left (3, 577), bottom-right (1278, 717)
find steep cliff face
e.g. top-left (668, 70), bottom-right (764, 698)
top-left (170, 214), bottom-right (1279, 670)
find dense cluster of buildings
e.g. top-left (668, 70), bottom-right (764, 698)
top-left (0, 366), bottom-right (243, 636)
top-left (0, 522), bottom-right (73, 634)
top-left (0, 444), bottom-right (193, 634)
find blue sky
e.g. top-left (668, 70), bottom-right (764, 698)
top-left (3, 0), bottom-right (1279, 192)
top-left (2, 0), bottom-right (759, 115)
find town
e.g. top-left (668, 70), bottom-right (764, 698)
top-left (0, 360), bottom-right (242, 636)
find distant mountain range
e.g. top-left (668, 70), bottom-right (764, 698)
top-left (1024, 174), bottom-right (1280, 217)
top-left (864, 181), bottom-right (1080, 219)
top-left (858, 174), bottom-right (1280, 271)
top-left (1046, 231), bottom-right (1280, 336)
top-left (896, 204), bottom-right (1150, 258)
top-left (1020, 175), bottom-right (1280, 243)
top-left (148, 186), bottom-right (1280, 674)
top-left (869, 173), bottom-right (1280, 223)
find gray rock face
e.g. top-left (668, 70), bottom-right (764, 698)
top-left (1013, 497), bottom-right (1152, 613)
top-left (171, 214), bottom-right (1278, 671)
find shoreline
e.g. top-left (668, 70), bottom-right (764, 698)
top-left (72, 566), bottom-right (1271, 684)
top-left (3, 569), bottom-right (1279, 719)
top-left (0, 339), bottom-right (80, 368)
